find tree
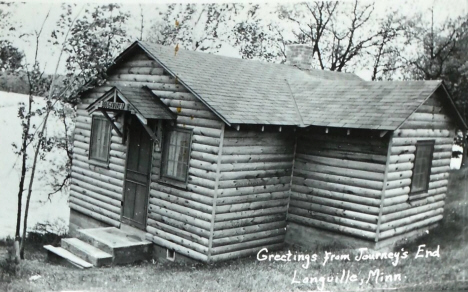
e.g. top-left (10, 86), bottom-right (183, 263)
top-left (400, 8), bottom-right (468, 163)
top-left (276, 0), bottom-right (381, 72)
top-left (52, 3), bottom-right (131, 101)
top-left (147, 3), bottom-right (243, 53)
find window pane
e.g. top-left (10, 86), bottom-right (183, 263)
top-left (163, 129), bottom-right (191, 181)
top-left (410, 142), bottom-right (434, 194)
top-left (90, 117), bottom-right (110, 162)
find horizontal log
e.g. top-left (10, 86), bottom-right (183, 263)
top-left (73, 153), bottom-right (125, 173)
top-left (222, 146), bottom-right (292, 155)
top-left (71, 172), bottom-right (122, 194)
top-left (290, 191), bottom-right (380, 214)
top-left (399, 120), bottom-right (454, 130)
top-left (219, 161), bottom-right (293, 172)
top-left (113, 67), bottom-right (164, 75)
top-left (70, 190), bottom-right (121, 214)
top-left (215, 205), bottom-right (288, 222)
top-left (392, 137), bottom-right (453, 146)
top-left (107, 73), bottom-right (174, 83)
top-left (147, 218), bottom-right (209, 247)
top-left (217, 184), bottom-right (290, 198)
top-left (288, 199), bottom-right (378, 224)
top-left (69, 197), bottom-right (120, 221)
top-left (216, 191), bottom-right (290, 206)
top-left (190, 151), bottom-right (219, 164)
top-left (187, 175), bottom-right (216, 189)
top-left (210, 235), bottom-right (284, 255)
top-left (149, 198), bottom-right (212, 222)
top-left (105, 80), bottom-right (188, 93)
top-left (147, 235), bottom-right (209, 262)
top-left (189, 159), bottom-right (217, 172)
top-left (393, 129), bottom-right (451, 137)
top-left (209, 243), bottom-right (284, 262)
top-left (151, 90), bottom-right (197, 101)
top-left (379, 208), bottom-right (444, 232)
top-left (389, 154), bottom-right (414, 164)
top-left (71, 175), bottom-right (122, 201)
top-left (218, 169), bottom-right (291, 181)
top-left (212, 228), bottom-right (286, 247)
top-left (382, 194), bottom-right (409, 206)
top-left (214, 214), bottom-right (286, 230)
top-left (148, 207), bottom-right (211, 231)
top-left (294, 162), bottom-right (384, 182)
top-left (70, 184), bottom-right (121, 207)
top-left (192, 135), bottom-right (221, 147)
top-left (386, 170), bottom-right (413, 181)
top-left (385, 178), bottom-right (411, 190)
top-left (287, 214), bottom-right (375, 240)
top-left (382, 194), bottom-right (445, 214)
top-left (288, 206), bottom-right (377, 231)
top-left (294, 168), bottom-right (383, 190)
top-left (150, 192), bottom-right (212, 214)
top-left (146, 225), bottom-right (208, 254)
top-left (69, 203), bottom-right (120, 227)
top-left (220, 154), bottom-right (294, 164)
top-left (296, 154), bottom-right (385, 173)
top-left (223, 135), bottom-right (291, 147)
top-left (213, 221), bottom-right (286, 239)
top-left (72, 165), bottom-right (123, 186)
top-left (216, 198), bottom-right (289, 214)
top-left (218, 176), bottom-right (291, 189)
top-left (188, 167), bottom-right (217, 181)
top-left (292, 177), bottom-right (382, 198)
top-left (72, 160), bottom-right (124, 180)
top-left (291, 184), bottom-right (381, 207)
top-left (387, 162), bottom-right (413, 172)
top-left (408, 113), bottom-right (451, 122)
top-left (380, 201), bottom-right (445, 223)
top-left (177, 115), bottom-right (224, 129)
top-left (378, 214), bottom-right (443, 240)
top-left (121, 60), bottom-right (161, 67)
top-left (391, 145), bottom-right (416, 155)
top-left (298, 148), bottom-right (387, 164)
top-left (431, 166), bottom-right (451, 175)
top-left (431, 158), bottom-right (451, 167)
top-left (191, 144), bottom-right (219, 155)
top-left (384, 187), bottom-right (410, 198)
top-left (147, 212), bottom-right (211, 239)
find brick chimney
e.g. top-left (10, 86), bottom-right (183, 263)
top-left (285, 44), bottom-right (313, 70)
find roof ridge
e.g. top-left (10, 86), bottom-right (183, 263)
top-left (285, 79), bottom-right (305, 127)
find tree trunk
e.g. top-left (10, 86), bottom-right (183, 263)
top-left (462, 130), bottom-right (467, 167)
top-left (19, 107), bottom-right (51, 259)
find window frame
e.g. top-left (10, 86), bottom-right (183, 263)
top-left (160, 126), bottom-right (193, 185)
top-left (409, 140), bottom-right (435, 195)
top-left (88, 115), bottom-right (112, 165)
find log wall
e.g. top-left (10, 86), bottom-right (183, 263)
top-left (209, 129), bottom-right (295, 262)
top-left (70, 49), bottom-right (224, 262)
top-left (287, 129), bottom-right (390, 242)
top-left (376, 93), bottom-right (457, 246)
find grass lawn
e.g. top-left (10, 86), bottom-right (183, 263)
top-left (1, 167), bottom-right (468, 292)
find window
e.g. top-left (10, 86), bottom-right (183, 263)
top-left (410, 140), bottom-right (435, 194)
top-left (161, 128), bottom-right (192, 182)
top-left (89, 115), bottom-right (111, 163)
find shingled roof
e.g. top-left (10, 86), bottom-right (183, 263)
top-left (87, 85), bottom-right (175, 120)
top-left (290, 80), bottom-right (443, 130)
top-left (109, 41), bottom-right (465, 130)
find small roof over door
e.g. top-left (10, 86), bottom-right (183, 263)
top-left (86, 85), bottom-right (176, 122)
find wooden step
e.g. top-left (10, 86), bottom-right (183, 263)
top-left (43, 245), bottom-right (93, 269)
top-left (61, 238), bottom-right (113, 267)
top-left (77, 227), bottom-right (152, 265)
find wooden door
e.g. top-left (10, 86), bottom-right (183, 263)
top-left (122, 117), bottom-right (153, 229)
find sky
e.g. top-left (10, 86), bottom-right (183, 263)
top-left (2, 0), bottom-right (468, 79)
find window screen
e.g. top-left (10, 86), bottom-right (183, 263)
top-left (89, 115), bottom-right (111, 162)
top-left (162, 128), bottom-right (191, 182)
top-left (410, 140), bottom-right (435, 194)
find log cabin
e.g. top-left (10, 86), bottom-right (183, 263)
top-left (51, 41), bottom-right (467, 266)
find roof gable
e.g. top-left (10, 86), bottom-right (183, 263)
top-left (87, 85), bottom-right (176, 121)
